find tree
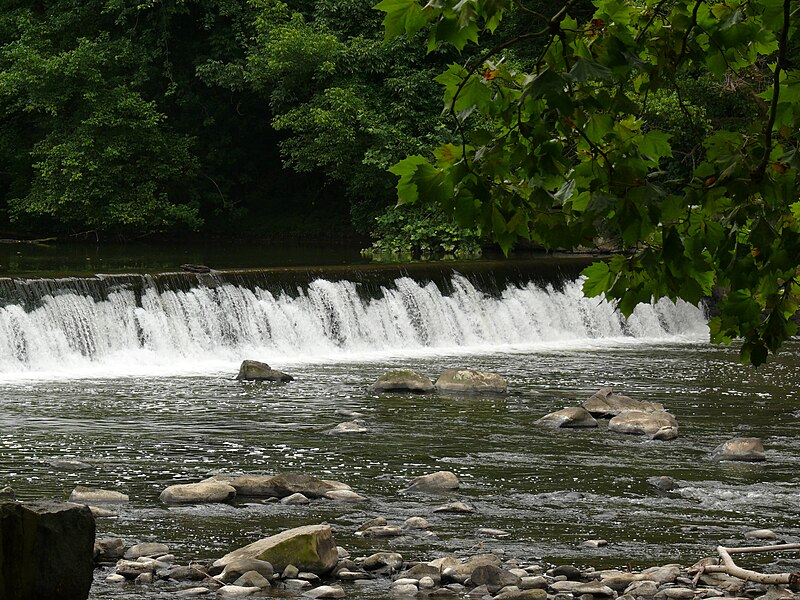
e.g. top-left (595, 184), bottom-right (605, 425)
top-left (378, 0), bottom-right (800, 365)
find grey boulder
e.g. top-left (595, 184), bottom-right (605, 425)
top-left (236, 360), bottom-right (293, 382)
top-left (369, 370), bottom-right (435, 393)
top-left (536, 407), bottom-right (598, 428)
top-left (435, 369), bottom-right (507, 394)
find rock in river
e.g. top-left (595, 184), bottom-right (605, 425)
top-left (160, 481), bottom-right (237, 504)
top-left (326, 420), bottom-right (368, 434)
top-left (608, 410), bottom-right (678, 436)
top-left (434, 369), bottom-right (507, 394)
top-left (405, 470), bottom-right (460, 492)
top-left (369, 370), bottom-right (435, 393)
top-left (214, 524), bottom-right (339, 575)
top-left (1, 500), bottom-right (95, 600)
top-left (236, 360), bottom-right (293, 382)
top-left (583, 387), bottom-right (665, 417)
top-left (536, 407), bottom-right (598, 428)
top-left (711, 437), bottom-right (766, 462)
top-left (69, 485), bottom-right (129, 504)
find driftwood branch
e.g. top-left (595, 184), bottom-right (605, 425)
top-left (689, 543), bottom-right (800, 588)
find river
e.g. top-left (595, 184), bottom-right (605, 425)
top-left (0, 248), bottom-right (798, 598)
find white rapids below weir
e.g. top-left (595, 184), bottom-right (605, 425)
top-left (0, 274), bottom-right (708, 379)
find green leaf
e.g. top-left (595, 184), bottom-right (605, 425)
top-left (582, 261), bottom-right (613, 298)
top-left (374, 0), bottom-right (429, 39)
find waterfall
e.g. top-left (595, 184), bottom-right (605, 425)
top-left (0, 273), bottom-right (708, 379)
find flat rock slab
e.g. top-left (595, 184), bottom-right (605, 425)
top-left (214, 524), bottom-right (339, 575)
top-left (69, 486), bottom-right (129, 503)
top-left (583, 387), bottom-right (665, 416)
top-left (711, 437), bottom-right (766, 462)
top-left (160, 481), bottom-right (236, 504)
top-left (369, 370), bottom-right (435, 393)
top-left (434, 369), bottom-right (507, 394)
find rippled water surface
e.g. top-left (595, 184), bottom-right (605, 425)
top-left (0, 267), bottom-right (798, 599)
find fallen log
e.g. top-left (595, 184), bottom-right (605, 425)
top-left (688, 543), bottom-right (800, 589)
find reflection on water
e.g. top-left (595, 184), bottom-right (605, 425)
top-left (1, 343), bottom-right (799, 600)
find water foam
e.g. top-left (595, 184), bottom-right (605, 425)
top-left (0, 274), bottom-right (708, 380)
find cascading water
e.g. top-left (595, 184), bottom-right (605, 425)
top-left (0, 273), bottom-right (708, 378)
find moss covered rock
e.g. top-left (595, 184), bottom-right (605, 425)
top-left (213, 524), bottom-right (338, 575)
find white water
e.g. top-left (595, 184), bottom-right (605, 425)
top-left (0, 275), bottom-right (708, 380)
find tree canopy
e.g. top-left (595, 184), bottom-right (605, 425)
top-left (378, 0), bottom-right (800, 365)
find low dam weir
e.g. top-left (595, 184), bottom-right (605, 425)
top-left (0, 264), bottom-right (708, 378)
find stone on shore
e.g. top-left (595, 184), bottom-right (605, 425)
top-left (362, 552), bottom-right (404, 571)
top-left (69, 485), bottom-right (129, 503)
top-left (236, 360), bottom-right (293, 382)
top-left (214, 524), bottom-right (339, 575)
top-left (711, 437), bottom-right (766, 462)
top-left (369, 370), bottom-right (435, 394)
top-left (536, 407), bottom-right (598, 428)
top-left (217, 585), bottom-right (261, 597)
top-left (583, 387), bottom-right (665, 417)
top-left (0, 500), bottom-right (95, 600)
top-left (159, 481), bottom-right (236, 505)
top-left (442, 554), bottom-right (502, 583)
top-left (406, 470), bottom-right (460, 493)
top-left (435, 369), bottom-right (508, 394)
top-left (470, 564), bottom-right (521, 593)
top-left (608, 410), bottom-right (678, 436)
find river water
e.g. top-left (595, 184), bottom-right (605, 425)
top-left (0, 256), bottom-right (798, 598)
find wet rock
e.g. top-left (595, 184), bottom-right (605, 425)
top-left (284, 579), bottom-right (313, 590)
top-left (662, 588), bottom-right (696, 600)
top-left (327, 421), bottom-right (368, 434)
top-left (520, 576), bottom-right (548, 590)
top-left (602, 575), bottom-right (639, 592)
top-left (262, 473), bottom-right (337, 499)
top-left (391, 583), bottom-right (419, 595)
top-left (160, 481), bottom-right (236, 504)
top-left (625, 580), bottom-right (659, 596)
top-left (233, 570), bottom-right (271, 588)
top-left (337, 569), bottom-right (373, 581)
top-left (283, 565), bottom-right (301, 579)
top-left (638, 565), bottom-right (681, 585)
top-left (213, 524), bottom-right (339, 575)
top-left (647, 476), bottom-right (677, 491)
top-left (494, 590), bottom-right (548, 600)
top-left (551, 565), bottom-right (583, 580)
top-left (356, 525), bottom-right (404, 538)
top-left (443, 555), bottom-right (503, 584)
top-left (95, 537), bottom-right (126, 561)
top-left (236, 360), bottom-right (293, 382)
top-left (106, 574), bottom-right (126, 583)
top-left (180, 264), bottom-right (211, 273)
top-left (218, 558), bottom-right (274, 583)
top-left (356, 516), bottom-right (387, 531)
top-left (217, 585), bottom-right (261, 597)
top-left (608, 411), bottom-right (678, 436)
top-left (582, 539), bottom-right (608, 548)
top-left (551, 581), bottom-right (616, 596)
top-left (281, 492), bottom-right (310, 505)
top-left (0, 486), bottom-right (14, 498)
top-left (419, 576), bottom-right (436, 588)
top-left (116, 559), bottom-right (159, 579)
top-left (124, 542), bottom-right (170, 559)
top-left (650, 426), bottom-right (679, 441)
top-left (363, 552), bottom-right (404, 571)
top-left (470, 564), bottom-right (522, 593)
top-left (69, 485), bottom-right (129, 503)
top-left (406, 471), bottom-right (460, 493)
top-left (478, 528), bottom-right (511, 538)
top-left (404, 516), bottom-right (430, 529)
top-left (435, 368), bottom-right (508, 394)
top-left (175, 588), bottom-right (212, 597)
top-left (711, 437), bottom-right (766, 462)
top-left (304, 585), bottom-right (346, 598)
top-left (325, 489), bottom-right (367, 502)
top-left (369, 370), bottom-right (435, 394)
top-left (299, 572), bottom-right (321, 583)
top-left (135, 572), bottom-right (154, 584)
top-left (399, 563), bottom-right (442, 584)
top-left (336, 547), bottom-right (350, 559)
top-left (0, 500), bottom-right (95, 600)
top-left (744, 529), bottom-right (777, 540)
top-left (583, 387), bottom-right (665, 417)
top-left (89, 505), bottom-right (117, 518)
top-left (164, 565), bottom-right (208, 581)
top-left (536, 407), bottom-right (598, 428)
top-left (433, 501), bottom-right (474, 513)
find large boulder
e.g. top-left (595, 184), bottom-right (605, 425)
top-left (236, 360), bottom-right (293, 382)
top-left (0, 500), bottom-right (95, 600)
top-left (369, 370), bottom-right (435, 393)
top-left (223, 473), bottom-right (338, 499)
top-left (159, 481), bottom-right (236, 504)
top-left (711, 437), bottom-right (766, 462)
top-left (608, 410), bottom-right (678, 436)
top-left (435, 369), bottom-right (507, 394)
top-left (583, 387), bottom-right (665, 417)
top-left (213, 524), bottom-right (338, 575)
top-left (405, 471), bottom-right (460, 493)
top-left (536, 407), bottom-right (598, 428)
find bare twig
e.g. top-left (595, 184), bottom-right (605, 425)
top-left (689, 543), bottom-right (800, 586)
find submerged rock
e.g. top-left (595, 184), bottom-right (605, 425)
top-left (159, 481), bottom-right (236, 504)
top-left (711, 437), bottom-right (766, 462)
top-left (236, 360), bottom-right (293, 382)
top-left (326, 420), bottom-right (368, 434)
top-left (405, 471), bottom-right (460, 493)
top-left (50, 459), bottom-right (92, 470)
top-left (0, 486), bottom-right (14, 498)
top-left (608, 410), bottom-right (678, 436)
top-left (536, 407), bottom-right (598, 428)
top-left (650, 425), bottom-right (679, 440)
top-left (0, 500), bottom-right (95, 600)
top-left (213, 524), bottom-right (339, 575)
top-left (433, 501), bottom-right (474, 513)
top-left (435, 369), bottom-right (508, 394)
top-left (647, 476), bottom-right (677, 491)
top-left (583, 387), bottom-right (665, 417)
top-left (369, 370), bottom-right (435, 393)
top-left (69, 486), bottom-right (129, 504)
